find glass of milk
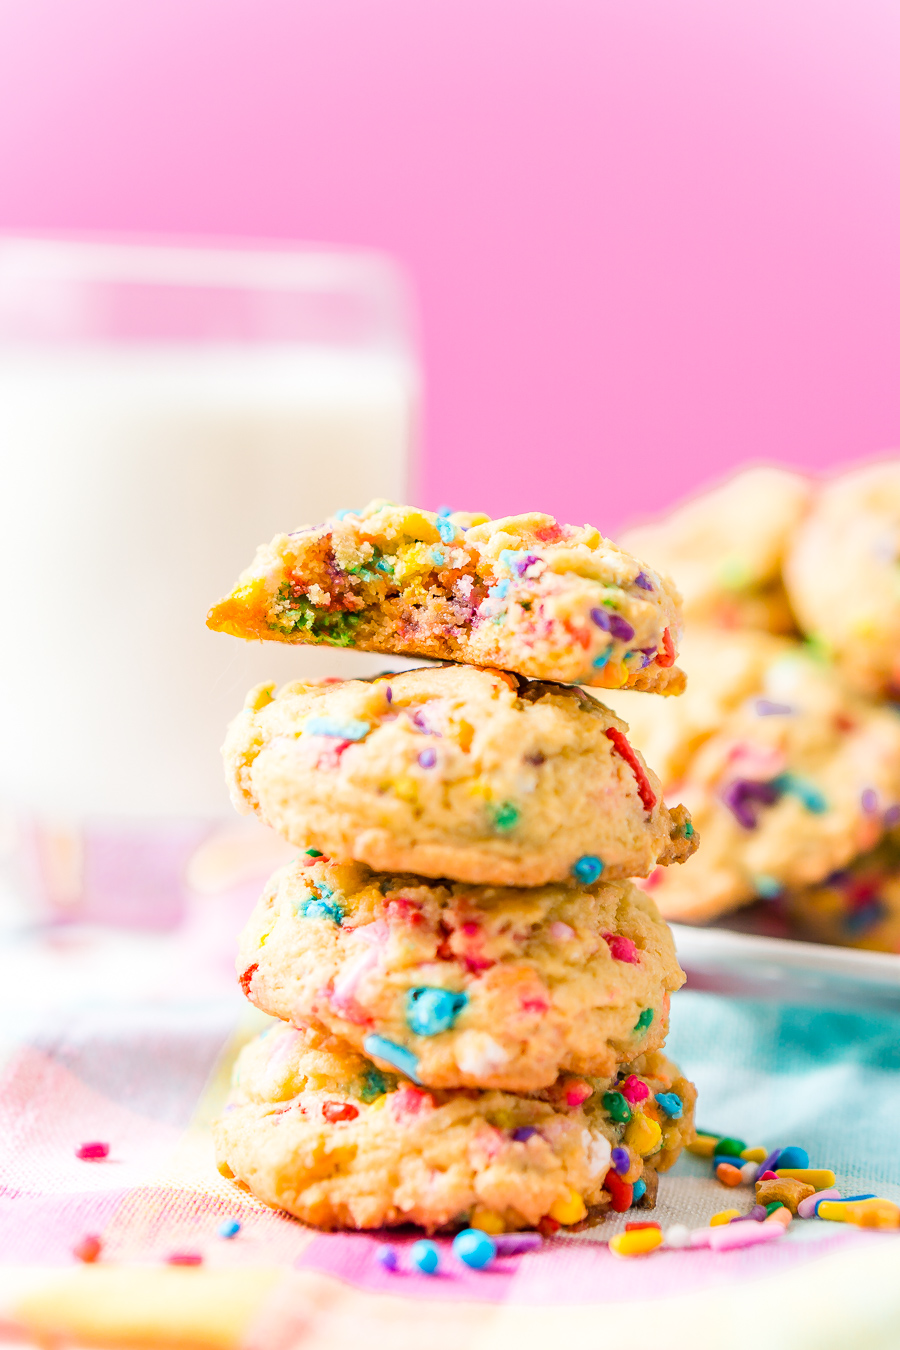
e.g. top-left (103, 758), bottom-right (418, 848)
top-left (0, 238), bottom-right (417, 926)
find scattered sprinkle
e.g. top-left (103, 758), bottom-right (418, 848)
top-left (634, 572), bottom-right (653, 591)
top-left (604, 933), bottom-right (640, 964)
top-left (655, 1092), bottom-right (682, 1118)
top-left (605, 727), bottom-right (657, 812)
top-left (417, 748), bottom-right (437, 768)
top-left (322, 1101), bottom-right (360, 1123)
top-left (452, 1228), bottom-right (497, 1269)
top-left (488, 579), bottom-right (511, 600)
top-left (217, 1219), bottom-right (241, 1239)
top-left (592, 649), bottom-right (612, 670)
top-left (619, 1074), bottom-right (650, 1105)
top-left (296, 894), bottom-right (343, 924)
top-left (409, 1239), bottom-right (440, 1275)
top-left (601, 1090), bottom-right (631, 1124)
top-left (73, 1234), bottom-right (102, 1263)
top-left (611, 1146), bottom-right (630, 1175)
top-left (167, 1252), bottom-right (203, 1266)
top-left (437, 518), bottom-right (458, 544)
top-left (375, 1243), bottom-right (398, 1270)
top-left (305, 848), bottom-right (323, 857)
top-left (634, 1008), bottom-right (654, 1034)
top-left (754, 874), bottom-right (782, 899)
top-left (631, 1178), bottom-right (647, 1203)
top-left (304, 716), bottom-right (371, 741)
top-left (513, 1126), bottom-right (540, 1143)
top-left (76, 1142), bottom-right (109, 1161)
top-left (495, 1232), bottom-right (542, 1254)
top-left (773, 772), bottom-right (827, 814)
top-left (721, 777), bottom-right (781, 829)
top-left (491, 801), bottom-right (520, 831)
top-left (609, 1226), bottom-right (663, 1257)
top-left (755, 699), bottom-right (794, 716)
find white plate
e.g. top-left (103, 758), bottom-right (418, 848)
top-left (672, 921), bottom-right (900, 1010)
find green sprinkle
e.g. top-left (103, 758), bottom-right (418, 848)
top-left (601, 1090), bottom-right (631, 1124)
top-left (305, 848), bottom-right (323, 857)
top-left (269, 585), bottom-right (364, 646)
top-left (634, 1008), bottom-right (654, 1034)
top-left (360, 1068), bottom-right (392, 1102)
top-left (765, 1201), bottom-right (785, 1216)
top-left (491, 802), bottom-right (520, 832)
top-left (683, 821), bottom-right (694, 837)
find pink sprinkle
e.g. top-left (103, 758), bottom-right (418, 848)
top-left (620, 1075), bottom-right (650, 1104)
top-left (390, 1086), bottom-right (434, 1118)
top-left (549, 921), bottom-right (575, 941)
top-left (707, 1221), bottom-right (783, 1252)
top-left (604, 933), bottom-right (640, 964)
top-left (760, 1170), bottom-right (778, 1181)
top-left (73, 1234), bottom-right (102, 1263)
top-left (76, 1141), bottom-right (109, 1160)
top-left (167, 1252), bottom-right (203, 1266)
top-left (565, 1081), bottom-right (593, 1107)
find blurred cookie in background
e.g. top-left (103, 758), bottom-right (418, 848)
top-left (782, 831), bottom-right (900, 954)
top-left (621, 465), bottom-right (811, 635)
top-left (784, 458), bottom-right (900, 700)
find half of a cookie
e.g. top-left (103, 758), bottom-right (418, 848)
top-left (214, 1022), bottom-right (696, 1233)
top-left (207, 500), bottom-right (685, 693)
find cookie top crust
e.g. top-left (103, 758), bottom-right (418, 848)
top-left (238, 855), bottom-right (684, 1091)
top-left (207, 500), bottom-right (685, 693)
top-left (784, 459), bottom-right (900, 698)
top-left (223, 664), bottom-right (698, 887)
top-left (214, 1022), bottom-right (696, 1232)
top-left (622, 466), bottom-right (810, 635)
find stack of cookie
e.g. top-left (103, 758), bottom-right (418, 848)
top-left (209, 501), bottom-right (699, 1234)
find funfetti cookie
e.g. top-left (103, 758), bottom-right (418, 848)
top-left (783, 830), bottom-right (900, 954)
top-left (621, 466), bottom-right (810, 635)
top-left (223, 665), bottom-right (698, 888)
top-left (784, 458), bottom-right (900, 698)
top-left (214, 1022), bottom-right (697, 1233)
top-left (207, 500), bottom-right (685, 693)
top-left (237, 856), bottom-right (684, 1092)
top-left (635, 640), bottom-right (900, 923)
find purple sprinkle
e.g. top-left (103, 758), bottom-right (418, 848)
top-left (611, 1146), bottom-right (630, 1175)
top-left (749, 1204), bottom-right (767, 1221)
top-left (861, 787), bottom-right (878, 813)
top-left (634, 571), bottom-right (653, 591)
top-left (385, 687), bottom-right (393, 704)
top-left (759, 1148), bottom-right (783, 1177)
top-left (755, 699), bottom-right (794, 717)
top-left (514, 553), bottom-right (540, 576)
top-left (721, 778), bottom-right (781, 830)
top-left (608, 614), bottom-right (635, 642)
top-left (639, 646), bottom-right (658, 656)
top-left (418, 749), bottom-right (437, 768)
top-left (512, 1126), bottom-right (540, 1143)
top-left (885, 804), bottom-right (900, 827)
top-left (494, 1232), bottom-right (543, 1255)
top-left (590, 607), bottom-right (611, 632)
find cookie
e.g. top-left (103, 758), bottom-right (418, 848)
top-left (620, 636), bottom-right (900, 921)
top-left (223, 664), bottom-right (698, 887)
top-left (214, 1022), bottom-right (696, 1232)
top-left (238, 856), bottom-right (684, 1091)
top-left (621, 466), bottom-right (810, 635)
top-left (784, 459), bottom-right (900, 697)
top-left (207, 500), bottom-right (686, 693)
top-left (783, 831), bottom-right (900, 953)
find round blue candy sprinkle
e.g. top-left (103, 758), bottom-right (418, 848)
top-left (572, 855), bottom-right (604, 885)
top-left (774, 1145), bottom-right (809, 1170)
top-left (375, 1244), bottom-right (398, 1270)
top-left (655, 1092), bottom-right (683, 1119)
top-left (631, 1178), bottom-right (647, 1203)
top-left (410, 1239), bottom-right (440, 1275)
top-left (217, 1219), bottom-right (241, 1239)
top-left (611, 1146), bottom-right (630, 1175)
top-left (406, 987), bottom-right (468, 1037)
top-left (452, 1229), bottom-right (497, 1270)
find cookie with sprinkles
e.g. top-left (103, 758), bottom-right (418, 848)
top-left (206, 500), bottom-right (685, 693)
top-left (223, 664), bottom-right (698, 888)
top-left (237, 855), bottom-right (684, 1091)
top-left (784, 458), bottom-right (900, 699)
top-left (214, 1022), bottom-right (696, 1233)
top-left (783, 829), bottom-right (900, 953)
top-left (620, 635), bottom-right (900, 922)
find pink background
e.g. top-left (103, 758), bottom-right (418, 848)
top-left (1, 0), bottom-right (899, 530)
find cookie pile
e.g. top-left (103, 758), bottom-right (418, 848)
top-left (608, 460), bottom-right (900, 950)
top-left (209, 501), bottom-right (699, 1234)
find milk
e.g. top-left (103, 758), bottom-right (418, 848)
top-left (0, 341), bottom-right (415, 820)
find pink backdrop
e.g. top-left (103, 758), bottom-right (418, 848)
top-left (1, 0), bottom-right (899, 530)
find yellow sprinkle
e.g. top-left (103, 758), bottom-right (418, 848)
top-left (686, 1135), bottom-right (718, 1158)
top-left (393, 777), bottom-right (419, 803)
top-left (609, 1227), bottom-right (663, 1257)
top-left (843, 1200), bottom-right (900, 1229)
top-left (368, 1096), bottom-right (388, 1112)
top-left (775, 1168), bottom-right (836, 1190)
top-left (470, 1208), bottom-right (506, 1235)
top-left (819, 1198), bottom-right (898, 1224)
top-left (740, 1147), bottom-right (768, 1163)
top-left (710, 1209), bottom-right (741, 1226)
top-left (624, 1114), bottom-right (662, 1157)
top-left (548, 1190), bottom-right (587, 1226)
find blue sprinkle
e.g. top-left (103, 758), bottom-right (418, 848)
top-left (452, 1229), bottom-right (496, 1270)
top-left (775, 1145), bottom-right (809, 1170)
top-left (754, 874), bottom-right (783, 899)
top-left (572, 855), bottom-right (604, 884)
top-left (512, 1126), bottom-right (539, 1142)
top-left (631, 1178), bottom-right (647, 1203)
top-left (655, 1092), bottom-right (683, 1119)
top-left (437, 505), bottom-right (454, 518)
top-left (363, 1034), bottom-right (422, 1083)
top-left (437, 518), bottom-right (458, 544)
top-left (431, 548), bottom-right (447, 565)
top-left (488, 579), bottom-right (511, 600)
top-left (772, 772), bottom-right (827, 813)
top-left (611, 1146), bottom-right (630, 1174)
top-left (406, 987), bottom-right (468, 1036)
top-left (375, 1244), bottom-right (399, 1270)
top-left (304, 716), bottom-right (371, 741)
top-left (296, 894), bottom-right (343, 924)
top-left (844, 899), bottom-right (888, 934)
top-left (592, 648), bottom-right (612, 671)
top-left (590, 607), bottom-right (611, 631)
top-left (634, 571), bottom-right (653, 591)
top-left (217, 1219), bottom-right (241, 1239)
top-left (334, 508), bottom-right (357, 520)
top-left (410, 1239), bottom-right (440, 1275)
